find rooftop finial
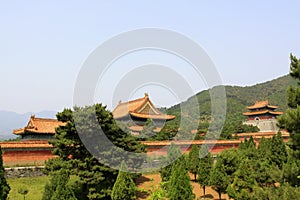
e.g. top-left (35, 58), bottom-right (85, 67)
top-left (118, 100), bottom-right (122, 104)
top-left (145, 93), bottom-right (149, 98)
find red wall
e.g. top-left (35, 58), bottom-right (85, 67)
top-left (2, 150), bottom-right (56, 166)
top-left (146, 143), bottom-right (240, 156)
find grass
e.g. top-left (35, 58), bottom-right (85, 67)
top-left (7, 175), bottom-right (80, 200)
top-left (7, 176), bottom-right (49, 200)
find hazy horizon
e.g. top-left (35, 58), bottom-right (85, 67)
top-left (1, 73), bottom-right (289, 115)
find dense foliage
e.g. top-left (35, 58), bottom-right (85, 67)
top-left (167, 75), bottom-right (296, 138)
top-left (197, 145), bottom-right (213, 197)
top-left (0, 147), bottom-right (10, 200)
top-left (168, 160), bottom-right (195, 200)
top-left (160, 142), bottom-right (181, 183)
top-left (188, 144), bottom-right (200, 181)
top-left (43, 169), bottom-right (77, 200)
top-left (44, 104), bottom-right (145, 200)
top-left (111, 163), bottom-right (136, 200)
top-left (278, 54), bottom-right (300, 157)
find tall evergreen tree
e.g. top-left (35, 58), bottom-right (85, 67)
top-left (257, 137), bottom-right (270, 159)
top-left (218, 148), bottom-right (240, 180)
top-left (188, 144), bottom-right (200, 181)
top-left (160, 142), bottom-right (181, 183)
top-left (197, 145), bottom-right (213, 197)
top-left (283, 157), bottom-right (300, 186)
top-left (277, 54), bottom-right (300, 188)
top-left (45, 104), bottom-right (145, 199)
top-left (111, 162), bottom-right (136, 200)
top-left (227, 159), bottom-right (258, 200)
top-left (269, 132), bottom-right (287, 169)
top-left (43, 169), bottom-right (77, 200)
top-left (210, 159), bottom-right (230, 200)
top-left (168, 160), bottom-right (195, 200)
top-left (278, 54), bottom-right (300, 158)
top-left (0, 147), bottom-right (10, 200)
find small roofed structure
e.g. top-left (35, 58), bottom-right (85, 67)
top-left (112, 93), bottom-right (175, 131)
top-left (243, 100), bottom-right (283, 120)
top-left (13, 115), bottom-right (65, 140)
top-left (243, 100), bottom-right (283, 132)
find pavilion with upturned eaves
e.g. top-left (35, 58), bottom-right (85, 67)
top-left (243, 100), bottom-right (283, 132)
top-left (112, 93), bottom-right (176, 134)
top-left (13, 115), bottom-right (65, 140)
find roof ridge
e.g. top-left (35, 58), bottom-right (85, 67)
top-left (33, 118), bottom-right (59, 121)
top-left (118, 96), bottom-right (146, 105)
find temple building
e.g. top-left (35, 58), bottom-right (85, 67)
top-left (112, 93), bottom-right (176, 134)
top-left (242, 100), bottom-right (283, 132)
top-left (13, 115), bottom-right (65, 140)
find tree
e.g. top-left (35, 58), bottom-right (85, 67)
top-left (257, 137), bottom-right (270, 159)
top-left (160, 142), bottom-right (181, 183)
top-left (283, 157), bottom-right (300, 186)
top-left (51, 182), bottom-right (77, 200)
top-left (210, 159), bottom-right (230, 200)
top-left (156, 121), bottom-right (179, 141)
top-left (218, 148), bottom-right (240, 180)
top-left (42, 169), bottom-right (77, 200)
top-left (18, 188), bottom-right (29, 200)
top-left (227, 159), bottom-right (257, 200)
top-left (268, 132), bottom-right (287, 169)
top-left (0, 147), bottom-right (10, 200)
top-left (278, 54), bottom-right (300, 157)
top-left (168, 160), bottom-right (195, 200)
top-left (111, 162), bottom-right (136, 200)
top-left (46, 104), bottom-right (145, 199)
top-left (188, 144), bottom-right (200, 181)
top-left (239, 136), bottom-right (258, 160)
top-left (139, 119), bottom-right (155, 140)
top-left (253, 183), bottom-right (300, 200)
top-left (197, 145), bottom-right (213, 197)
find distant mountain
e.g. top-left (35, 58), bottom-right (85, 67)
top-left (1, 75), bottom-right (295, 140)
top-left (167, 75), bottom-right (297, 124)
top-left (0, 110), bottom-right (57, 140)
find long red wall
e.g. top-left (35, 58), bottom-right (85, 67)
top-left (3, 150), bottom-right (55, 166)
top-left (0, 132), bottom-right (289, 166)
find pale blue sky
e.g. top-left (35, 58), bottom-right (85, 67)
top-left (1, 1), bottom-right (300, 113)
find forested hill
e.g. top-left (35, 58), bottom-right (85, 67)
top-left (166, 74), bottom-right (297, 123)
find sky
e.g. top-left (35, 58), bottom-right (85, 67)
top-left (1, 1), bottom-right (300, 114)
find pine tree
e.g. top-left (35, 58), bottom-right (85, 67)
top-left (269, 132), bottom-right (287, 169)
top-left (257, 137), bottom-right (270, 159)
top-left (0, 147), bottom-right (10, 200)
top-left (160, 142), bottom-right (181, 183)
top-left (51, 182), bottom-right (77, 200)
top-left (278, 54), bottom-right (300, 158)
top-left (188, 144), bottom-right (200, 181)
top-left (111, 162), bottom-right (136, 200)
top-left (210, 157), bottom-right (230, 200)
top-left (227, 159), bottom-right (257, 200)
top-left (42, 169), bottom-right (77, 200)
top-left (197, 145), bottom-right (213, 197)
top-left (168, 160), bottom-right (195, 200)
top-left (45, 104), bottom-right (145, 199)
top-left (218, 148), bottom-right (240, 180)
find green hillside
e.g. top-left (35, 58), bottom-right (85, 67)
top-left (165, 74), bottom-right (297, 138)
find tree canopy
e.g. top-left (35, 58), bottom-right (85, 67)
top-left (111, 162), bottom-right (136, 200)
top-left (168, 160), bottom-right (195, 200)
top-left (45, 104), bottom-right (145, 199)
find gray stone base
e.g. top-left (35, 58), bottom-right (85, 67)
top-left (4, 166), bottom-right (45, 179)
